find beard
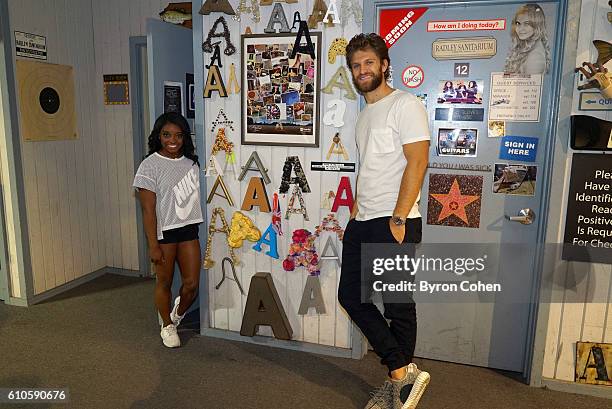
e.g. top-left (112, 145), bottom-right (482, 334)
top-left (352, 69), bottom-right (384, 93)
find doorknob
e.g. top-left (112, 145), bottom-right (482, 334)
top-left (505, 208), bottom-right (535, 225)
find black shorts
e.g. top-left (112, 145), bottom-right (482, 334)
top-left (159, 223), bottom-right (200, 244)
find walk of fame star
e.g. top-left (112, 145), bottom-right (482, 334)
top-left (427, 174), bottom-right (483, 228)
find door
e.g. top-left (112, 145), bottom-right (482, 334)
top-left (365, 0), bottom-right (564, 373)
top-left (0, 180), bottom-right (9, 301)
top-left (144, 18), bottom-right (197, 316)
top-left (130, 36), bottom-right (153, 277)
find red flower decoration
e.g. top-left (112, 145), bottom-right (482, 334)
top-left (283, 257), bottom-right (295, 271)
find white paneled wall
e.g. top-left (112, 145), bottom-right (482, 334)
top-left (203, 1), bottom-right (362, 348)
top-left (8, 0), bottom-right (166, 295)
top-left (542, 0), bottom-right (612, 383)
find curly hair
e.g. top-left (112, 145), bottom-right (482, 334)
top-left (346, 33), bottom-right (391, 80)
top-left (504, 3), bottom-right (551, 74)
top-left (147, 112), bottom-right (199, 166)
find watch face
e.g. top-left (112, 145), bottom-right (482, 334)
top-left (392, 217), bottom-right (404, 225)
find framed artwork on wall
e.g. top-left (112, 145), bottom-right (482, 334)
top-left (241, 32), bottom-right (321, 147)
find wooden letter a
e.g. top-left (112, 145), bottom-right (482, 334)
top-left (240, 272), bottom-right (293, 340)
top-left (204, 65), bottom-right (228, 98)
top-left (241, 177), bottom-right (271, 212)
top-left (331, 176), bottom-right (354, 212)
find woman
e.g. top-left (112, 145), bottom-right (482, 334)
top-left (466, 80), bottom-right (478, 101)
top-left (442, 81), bottom-right (455, 98)
top-left (504, 3), bottom-right (551, 74)
top-left (133, 112), bottom-right (203, 348)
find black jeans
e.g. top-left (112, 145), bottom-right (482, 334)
top-left (338, 216), bottom-right (422, 373)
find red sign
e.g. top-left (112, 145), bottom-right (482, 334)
top-left (379, 8), bottom-right (428, 48)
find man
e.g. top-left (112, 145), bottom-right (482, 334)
top-left (338, 33), bottom-right (430, 409)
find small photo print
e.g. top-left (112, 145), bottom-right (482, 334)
top-left (437, 128), bottom-right (478, 157)
top-left (488, 120), bottom-right (505, 138)
top-left (416, 93), bottom-right (428, 108)
top-left (493, 164), bottom-right (537, 195)
top-left (437, 80), bottom-right (484, 104)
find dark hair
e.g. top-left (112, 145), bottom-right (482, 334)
top-left (345, 33), bottom-right (391, 80)
top-left (147, 112), bottom-right (199, 166)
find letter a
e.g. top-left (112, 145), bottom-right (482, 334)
top-left (321, 66), bottom-right (356, 100)
top-left (264, 3), bottom-right (291, 33)
top-left (323, 0), bottom-right (340, 24)
top-left (331, 176), bottom-right (354, 212)
top-left (252, 223), bottom-right (279, 259)
top-left (298, 275), bottom-right (326, 314)
top-left (290, 21), bottom-right (316, 60)
top-left (322, 99), bottom-right (346, 127)
top-left (206, 44), bottom-right (223, 69)
top-left (579, 345), bottom-right (610, 382)
top-left (202, 16), bottom-right (236, 55)
top-left (241, 177), bottom-right (271, 212)
top-left (203, 65), bottom-right (228, 98)
top-left (279, 156), bottom-right (311, 193)
top-left (240, 272), bottom-right (293, 340)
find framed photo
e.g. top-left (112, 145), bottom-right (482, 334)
top-left (241, 33), bottom-right (321, 147)
top-left (437, 79), bottom-right (484, 104)
top-left (163, 81), bottom-right (184, 115)
top-left (437, 128), bottom-right (478, 157)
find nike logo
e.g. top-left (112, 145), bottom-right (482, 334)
top-left (175, 192), bottom-right (198, 220)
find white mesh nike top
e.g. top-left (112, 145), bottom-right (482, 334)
top-left (133, 152), bottom-right (204, 240)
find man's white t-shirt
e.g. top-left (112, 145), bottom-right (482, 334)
top-left (133, 153), bottom-right (204, 240)
top-left (355, 89), bottom-right (430, 221)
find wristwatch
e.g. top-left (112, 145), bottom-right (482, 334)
top-left (390, 216), bottom-right (406, 226)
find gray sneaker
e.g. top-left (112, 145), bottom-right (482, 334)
top-left (364, 379), bottom-right (393, 409)
top-left (391, 363), bottom-right (430, 409)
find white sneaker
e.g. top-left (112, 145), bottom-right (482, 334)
top-left (160, 324), bottom-right (180, 348)
top-left (170, 296), bottom-right (185, 327)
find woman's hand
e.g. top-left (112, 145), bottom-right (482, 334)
top-left (150, 245), bottom-right (166, 265)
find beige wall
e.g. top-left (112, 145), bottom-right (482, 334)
top-left (7, 0), bottom-right (168, 296)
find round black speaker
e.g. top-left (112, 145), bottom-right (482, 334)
top-left (39, 87), bottom-right (60, 114)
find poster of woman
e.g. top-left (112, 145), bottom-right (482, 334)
top-left (504, 3), bottom-right (552, 74)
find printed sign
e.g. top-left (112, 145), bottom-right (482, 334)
top-left (575, 342), bottom-right (612, 386)
top-left (427, 19), bottom-right (506, 32)
top-left (454, 63), bottom-right (470, 77)
top-left (428, 162), bottom-right (492, 172)
top-left (379, 8), bottom-right (428, 48)
top-left (562, 154), bottom-right (612, 264)
top-left (435, 108), bottom-right (484, 122)
top-left (437, 79), bottom-right (483, 104)
top-left (432, 37), bottom-right (496, 60)
top-left (163, 81), bottom-right (184, 115)
top-left (489, 73), bottom-right (542, 122)
top-left (578, 92), bottom-right (612, 111)
top-left (402, 65), bottom-right (424, 88)
top-left (311, 161), bottom-right (356, 172)
top-left (437, 128), bottom-right (478, 157)
top-left (499, 136), bottom-right (538, 162)
top-left (14, 31), bottom-right (47, 60)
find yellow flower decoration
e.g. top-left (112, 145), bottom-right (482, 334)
top-left (228, 211), bottom-right (261, 248)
